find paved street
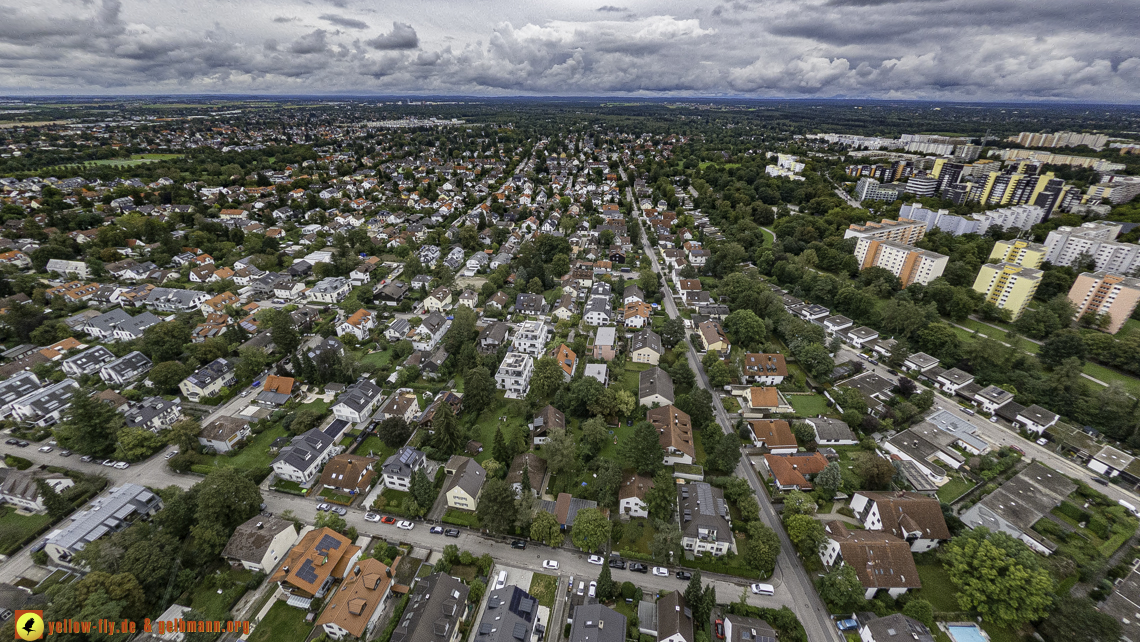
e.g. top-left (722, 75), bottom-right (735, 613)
top-left (625, 172), bottom-right (844, 642)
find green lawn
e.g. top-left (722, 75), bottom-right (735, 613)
top-left (355, 436), bottom-right (396, 461)
top-left (598, 421), bottom-right (636, 461)
top-left (0, 507), bottom-right (54, 555)
top-left (319, 488), bottom-right (354, 504)
top-left (616, 518), bottom-right (655, 555)
top-left (249, 601), bottom-right (313, 642)
top-left (912, 562), bottom-right (959, 613)
top-left (761, 228), bottom-right (775, 247)
top-left (528, 573), bottom-right (559, 608)
top-left (205, 424), bottom-right (287, 472)
top-left (788, 394), bottom-right (829, 417)
top-left (360, 348), bottom-right (393, 369)
top-left (936, 476), bottom-right (974, 503)
top-left (271, 479), bottom-right (306, 495)
top-left (190, 568), bottom-right (254, 620)
top-left (469, 400), bottom-right (528, 464)
top-left (297, 398), bottom-right (331, 415)
top-left (1082, 361), bottom-right (1140, 395)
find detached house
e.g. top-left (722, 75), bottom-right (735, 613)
top-left (678, 482), bottom-right (734, 556)
top-left (618, 472), bottom-right (653, 520)
top-left (320, 454), bottom-right (378, 496)
top-left (222, 515), bottom-right (299, 573)
top-left (849, 491), bottom-right (951, 552)
top-left (412, 312), bottom-right (450, 352)
top-left (648, 405), bottom-right (695, 466)
top-left (748, 419), bottom-right (798, 454)
top-left (628, 329), bottom-right (663, 365)
top-left (379, 390), bottom-right (420, 423)
top-left (697, 320), bottom-right (730, 355)
top-left (337, 309), bottom-right (376, 341)
top-left (552, 344), bottom-right (578, 381)
top-left (819, 521), bottom-right (921, 599)
top-left (442, 456), bottom-right (486, 511)
top-left (309, 277), bottom-right (352, 304)
top-left (381, 447), bottom-right (426, 491)
top-left (740, 353), bottom-right (787, 385)
top-left (332, 378), bottom-right (385, 424)
top-left (98, 351), bottom-right (152, 385)
top-left (179, 358), bottom-right (236, 402)
top-left (424, 286), bottom-right (453, 312)
top-left (638, 367), bottom-right (674, 407)
top-left (271, 428), bottom-right (339, 485)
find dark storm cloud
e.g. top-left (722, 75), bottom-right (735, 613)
top-left (320, 14), bottom-right (368, 29)
top-left (288, 29), bottom-right (329, 54)
top-left (365, 22), bottom-right (419, 49)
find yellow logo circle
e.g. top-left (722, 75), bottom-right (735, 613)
top-left (15, 611), bottom-right (44, 641)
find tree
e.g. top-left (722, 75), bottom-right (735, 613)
top-left (782, 490), bottom-right (817, 516)
top-left (580, 416), bottom-right (609, 460)
top-left (942, 528), bottom-right (1055, 628)
top-left (492, 426), bottom-right (513, 465)
top-left (685, 388), bottom-right (715, 430)
top-left (724, 309), bottom-right (766, 350)
top-left (570, 507), bottom-right (611, 552)
top-left (796, 343), bottom-right (834, 379)
top-left (469, 578), bottom-right (487, 606)
top-left (45, 571), bottom-right (148, 628)
top-left (530, 356), bottom-right (565, 400)
top-left (854, 452), bottom-right (896, 490)
top-left (683, 571), bottom-right (704, 616)
top-left (142, 321), bottom-right (191, 362)
top-left (815, 462), bottom-right (842, 496)
top-left (650, 520), bottom-right (682, 563)
top-left (743, 522), bottom-right (780, 575)
top-left (55, 390), bottom-right (123, 458)
top-left (236, 345), bottom-right (274, 381)
top-left (115, 426), bottom-right (164, 462)
top-left (530, 510), bottom-right (564, 547)
top-left (377, 417), bottom-right (412, 448)
top-left (432, 403), bottom-right (463, 456)
top-left (707, 360), bottom-right (733, 388)
top-left (784, 514), bottom-right (827, 556)
top-left (661, 317), bottom-right (686, 349)
top-left (1040, 328), bottom-right (1088, 368)
top-left (410, 469), bottom-right (435, 513)
top-left (902, 599), bottom-right (934, 630)
top-left (704, 430), bottom-right (742, 475)
top-left (463, 367), bottom-right (496, 415)
top-left (1040, 597), bottom-right (1120, 642)
top-left (545, 427), bottom-right (579, 480)
top-left (149, 360), bottom-right (191, 395)
top-left (621, 421), bottom-right (665, 476)
top-left (476, 478), bottom-right (518, 534)
top-left (646, 469), bottom-right (677, 520)
top-left (194, 467), bottom-right (263, 534)
top-left (263, 308), bottom-right (301, 355)
top-left (444, 306), bottom-right (477, 356)
top-left (36, 478), bottom-right (72, 519)
top-left (791, 422), bottom-right (816, 446)
top-left (596, 565), bottom-right (616, 601)
top-left (589, 387), bottom-right (636, 419)
top-left (816, 565), bottom-right (865, 612)
top-left (315, 510), bottom-right (349, 533)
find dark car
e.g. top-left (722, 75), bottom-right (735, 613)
top-left (608, 558), bottom-right (626, 569)
top-left (629, 562), bottom-right (648, 574)
top-left (1092, 477), bottom-right (1110, 486)
top-left (445, 528), bottom-right (461, 538)
top-left (511, 540), bottom-right (527, 549)
top-left (16, 441), bottom-right (29, 448)
top-left (676, 571), bottom-right (692, 580)
top-left (4, 438), bottom-right (17, 445)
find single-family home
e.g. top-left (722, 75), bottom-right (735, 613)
top-left (442, 456), bottom-right (486, 511)
top-left (221, 515), bottom-right (299, 572)
top-left (748, 419), bottom-right (798, 453)
top-left (308, 277), bottom-right (352, 304)
top-left (424, 286), bottom-right (453, 312)
top-left (332, 378), bottom-right (385, 423)
top-left (530, 405), bottom-right (564, 446)
top-left (478, 322), bottom-right (510, 354)
top-left (271, 428), bottom-right (339, 485)
top-left (337, 309), bottom-right (376, 341)
top-left (0, 469), bottom-right (74, 513)
top-left (179, 358), bottom-right (236, 402)
top-left (648, 405), bottom-right (695, 466)
top-left (412, 312), bottom-right (451, 352)
top-left (269, 527), bottom-right (362, 602)
top-left (320, 454), bottom-right (378, 495)
top-left (381, 447), bottom-right (426, 491)
top-left (849, 491), bottom-right (950, 552)
top-left (388, 573), bottom-right (470, 642)
top-left (198, 416), bottom-right (251, 453)
top-left (820, 521), bottom-right (921, 599)
top-left (552, 344), bottom-right (578, 381)
top-left (697, 320), bottom-right (729, 354)
top-left (379, 390), bottom-right (420, 424)
top-left (638, 367), bottom-right (674, 407)
top-left (507, 452), bottom-right (547, 497)
top-left (618, 472), bottom-right (653, 520)
top-left (740, 353), bottom-right (787, 385)
top-left (628, 329), bottom-right (663, 365)
top-left (805, 417), bottom-right (858, 446)
top-left (763, 452), bottom-right (829, 490)
top-left (592, 326), bottom-right (618, 361)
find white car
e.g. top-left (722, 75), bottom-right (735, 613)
top-left (587, 555), bottom-right (604, 565)
top-left (38, 446), bottom-right (53, 453)
top-left (652, 567), bottom-right (668, 577)
top-left (114, 462), bottom-right (130, 470)
top-left (397, 521), bottom-right (414, 530)
top-left (364, 513), bottom-right (381, 522)
top-left (588, 581), bottom-right (597, 597)
top-left (542, 560), bottom-right (559, 570)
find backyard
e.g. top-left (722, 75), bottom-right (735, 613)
top-left (528, 573), bottom-right (559, 608)
top-left (204, 424), bottom-right (288, 472)
top-left (0, 507), bottom-right (54, 555)
top-left (788, 394), bottom-right (829, 417)
top-left (935, 475), bottom-right (974, 503)
top-left (355, 435), bottom-right (397, 462)
top-left (249, 601), bottom-right (312, 642)
top-left (189, 568), bottom-right (255, 621)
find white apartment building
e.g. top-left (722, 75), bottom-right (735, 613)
top-left (855, 238), bottom-right (948, 287)
top-left (1044, 222), bottom-right (1140, 273)
top-left (495, 352), bottom-right (534, 400)
top-left (510, 319), bottom-right (551, 357)
top-left (899, 203), bottom-right (1046, 237)
top-left (843, 218), bottom-right (927, 245)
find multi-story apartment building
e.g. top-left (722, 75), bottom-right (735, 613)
top-left (1044, 222), bottom-right (1140, 273)
top-left (1068, 271), bottom-right (1140, 334)
top-left (1009, 131), bottom-right (1109, 150)
top-left (511, 319), bottom-right (551, 357)
top-left (989, 239), bottom-right (1047, 268)
top-left (843, 218), bottom-right (926, 245)
top-left (899, 203), bottom-right (1046, 237)
top-left (855, 239), bottom-right (948, 287)
top-left (972, 263), bottom-right (1043, 321)
top-left (854, 178), bottom-right (903, 203)
top-left (495, 352), bottom-right (534, 399)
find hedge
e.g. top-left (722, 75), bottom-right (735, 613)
top-left (680, 555), bottom-right (760, 579)
top-left (442, 510), bottom-right (480, 528)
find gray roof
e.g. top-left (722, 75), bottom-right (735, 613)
top-left (390, 573), bottom-right (470, 642)
top-left (124, 396), bottom-right (180, 429)
top-left (960, 462), bottom-right (1077, 553)
top-left (975, 385), bottom-right (1013, 405)
top-left (594, 326), bottom-right (616, 346)
top-left (101, 350), bottom-right (152, 379)
top-left (441, 457), bottom-right (486, 500)
top-left (221, 515), bottom-right (296, 563)
top-left (806, 417), bottom-right (856, 442)
top-left (475, 587), bottom-right (538, 642)
top-left (678, 482), bottom-right (731, 544)
top-left (47, 483), bottom-right (162, 554)
top-left (0, 371), bottom-right (41, 407)
top-left (861, 614), bottom-right (934, 642)
top-left (639, 367), bottom-right (674, 403)
top-left (1017, 404), bottom-right (1058, 426)
top-left (272, 428), bottom-right (336, 473)
top-left (478, 322), bottom-right (510, 344)
top-left (938, 367), bottom-right (974, 385)
top-left (569, 604), bottom-right (626, 642)
top-left (421, 311), bottom-right (448, 335)
top-left (334, 377), bottom-right (384, 413)
top-left (383, 447), bottom-right (426, 479)
top-left (184, 358), bottom-right (235, 389)
top-left (629, 329), bottom-right (663, 355)
top-left (655, 591), bottom-right (692, 642)
top-left (923, 409), bottom-right (989, 453)
top-left (63, 345), bottom-right (116, 374)
top-left (904, 352), bottom-right (939, 369)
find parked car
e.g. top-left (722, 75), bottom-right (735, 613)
top-left (676, 571), bottom-right (692, 580)
top-left (542, 560), bottom-right (559, 570)
top-left (317, 503), bottom-right (331, 511)
top-left (101, 459), bottom-right (115, 467)
top-left (629, 563), bottom-right (648, 574)
top-left (381, 516), bottom-right (397, 524)
top-left (652, 567), bottom-right (668, 577)
top-left (444, 528), bottom-right (460, 537)
top-left (80, 455), bottom-right (93, 463)
top-left (836, 619), bottom-right (859, 632)
top-left (714, 620), bottom-right (724, 640)
top-left (587, 555), bottom-right (604, 565)
top-left (59, 450), bottom-right (71, 457)
top-left (608, 558), bottom-right (626, 569)
top-left (588, 581), bottom-right (597, 598)
top-left (333, 507), bottom-right (348, 516)
top-left (751, 583), bottom-right (775, 596)
top-left (165, 450), bottom-right (177, 459)
top-left (114, 462), bottom-right (130, 470)
top-left (38, 446), bottom-right (52, 453)
top-left (396, 521), bottom-right (414, 530)
top-left (430, 526), bottom-right (444, 534)
top-left (4, 438), bottom-right (18, 445)
top-left (364, 513), bottom-right (381, 522)
top-left (16, 441), bottom-right (28, 448)
top-left (511, 540), bottom-right (527, 549)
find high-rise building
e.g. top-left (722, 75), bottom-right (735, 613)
top-left (899, 203), bottom-right (1046, 237)
top-left (844, 218), bottom-right (927, 245)
top-left (1044, 222), bottom-right (1140, 274)
top-left (855, 238), bottom-right (948, 287)
top-left (989, 239), bottom-right (1047, 268)
top-left (973, 263), bottom-right (1044, 321)
top-left (1085, 177), bottom-right (1140, 205)
top-left (904, 175), bottom-right (938, 198)
top-left (855, 178), bottom-right (903, 203)
top-left (1067, 272), bottom-right (1140, 334)
top-left (1009, 131), bottom-right (1110, 151)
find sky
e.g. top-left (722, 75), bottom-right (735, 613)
top-left (1, 0), bottom-right (1138, 101)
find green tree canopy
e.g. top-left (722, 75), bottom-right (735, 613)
top-left (570, 507), bottom-right (611, 553)
top-left (943, 528), bottom-right (1055, 628)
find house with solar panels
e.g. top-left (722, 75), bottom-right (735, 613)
top-left (270, 527), bottom-right (362, 607)
top-left (271, 427), bottom-right (340, 485)
top-left (382, 447), bottom-right (426, 491)
top-left (474, 586), bottom-right (542, 642)
top-left (43, 483), bottom-right (163, 566)
top-left (678, 482), bottom-right (735, 556)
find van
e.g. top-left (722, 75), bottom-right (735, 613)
top-left (577, 581), bottom-right (585, 596)
top-left (495, 571), bottom-right (507, 590)
top-left (751, 583), bottom-right (775, 596)
top-left (1119, 500), bottom-right (1140, 517)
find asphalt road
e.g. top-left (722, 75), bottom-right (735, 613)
top-left (624, 171), bottom-right (844, 642)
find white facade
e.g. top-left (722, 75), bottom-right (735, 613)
top-left (1044, 222), bottom-right (1140, 273)
top-left (511, 320), bottom-right (551, 357)
top-left (495, 352), bottom-right (534, 399)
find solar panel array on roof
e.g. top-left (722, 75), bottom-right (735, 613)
top-left (696, 483), bottom-right (714, 515)
top-left (316, 533), bottom-right (343, 554)
top-left (518, 598), bottom-right (533, 614)
top-left (296, 559), bottom-right (319, 584)
top-left (400, 448), bottom-right (418, 464)
top-left (324, 418), bottom-right (349, 437)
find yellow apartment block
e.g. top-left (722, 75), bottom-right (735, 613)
top-left (972, 262), bottom-right (1043, 320)
top-left (988, 239), bottom-right (1047, 269)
